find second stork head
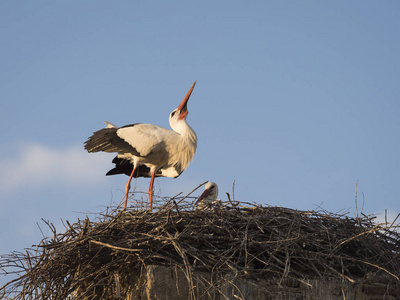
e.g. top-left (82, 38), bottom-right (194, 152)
top-left (195, 182), bottom-right (219, 206)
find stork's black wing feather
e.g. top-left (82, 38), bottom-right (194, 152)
top-left (84, 126), bottom-right (140, 156)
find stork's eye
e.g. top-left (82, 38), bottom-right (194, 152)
top-left (210, 186), bottom-right (215, 189)
top-left (171, 111), bottom-right (176, 117)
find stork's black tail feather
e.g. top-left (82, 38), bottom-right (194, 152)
top-left (106, 156), bottom-right (135, 176)
top-left (106, 156), bottom-right (153, 178)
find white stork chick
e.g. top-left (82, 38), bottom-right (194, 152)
top-left (195, 182), bottom-right (219, 210)
top-left (84, 82), bottom-right (197, 210)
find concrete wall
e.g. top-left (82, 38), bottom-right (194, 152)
top-left (128, 265), bottom-right (398, 300)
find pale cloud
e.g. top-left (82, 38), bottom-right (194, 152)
top-left (0, 142), bottom-right (111, 194)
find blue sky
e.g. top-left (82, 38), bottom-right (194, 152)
top-left (1, 1), bottom-right (399, 282)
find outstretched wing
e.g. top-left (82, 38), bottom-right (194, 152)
top-left (116, 124), bottom-right (175, 157)
top-left (84, 125), bottom-right (141, 156)
top-left (85, 123), bottom-right (177, 158)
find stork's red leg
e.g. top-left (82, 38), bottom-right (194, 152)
top-left (148, 171), bottom-right (156, 211)
top-left (124, 166), bottom-right (136, 208)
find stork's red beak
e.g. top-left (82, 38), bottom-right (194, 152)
top-left (178, 81), bottom-right (196, 119)
top-left (195, 188), bottom-right (211, 205)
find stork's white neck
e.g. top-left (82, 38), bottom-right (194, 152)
top-left (170, 117), bottom-right (196, 141)
top-left (168, 117), bottom-right (197, 173)
top-left (175, 119), bottom-right (196, 140)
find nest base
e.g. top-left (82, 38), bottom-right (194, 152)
top-left (1, 194), bottom-right (399, 299)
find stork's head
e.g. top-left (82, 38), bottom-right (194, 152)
top-left (195, 182), bottom-right (219, 205)
top-left (169, 81), bottom-right (196, 128)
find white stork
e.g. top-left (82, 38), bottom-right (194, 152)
top-left (195, 182), bottom-right (219, 210)
top-left (84, 82), bottom-right (197, 209)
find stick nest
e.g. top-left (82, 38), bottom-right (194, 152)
top-left (1, 188), bottom-right (400, 299)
